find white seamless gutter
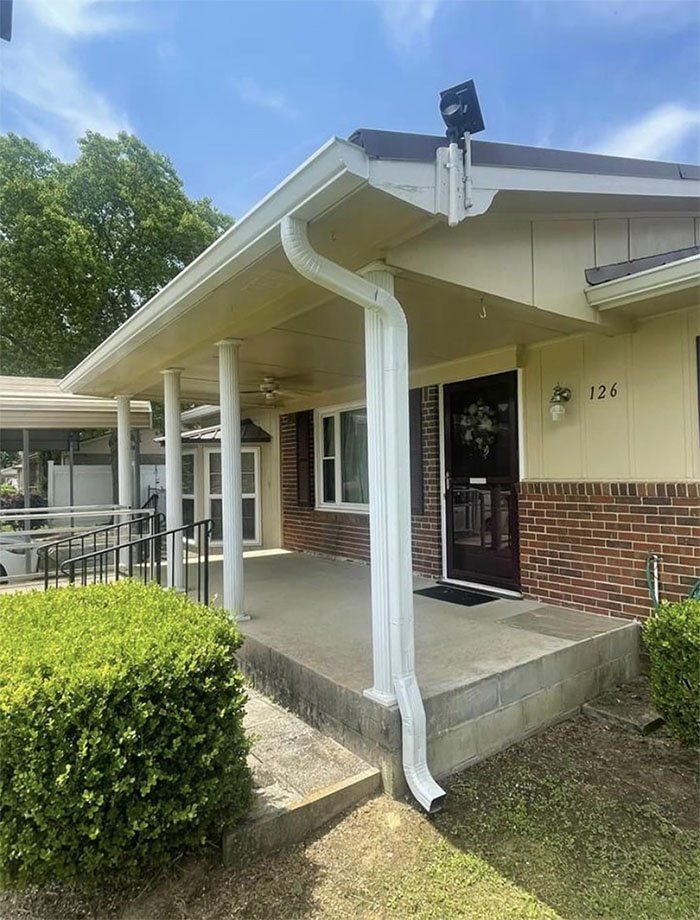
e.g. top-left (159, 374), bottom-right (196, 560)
top-left (585, 253), bottom-right (700, 310)
top-left (280, 215), bottom-right (446, 813)
top-left (61, 138), bottom-right (370, 395)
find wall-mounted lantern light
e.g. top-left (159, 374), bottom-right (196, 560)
top-left (549, 385), bottom-right (571, 422)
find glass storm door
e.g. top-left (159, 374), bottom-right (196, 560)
top-left (443, 371), bottom-right (520, 591)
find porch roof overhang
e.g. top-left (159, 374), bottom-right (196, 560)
top-left (584, 253), bottom-right (700, 316)
top-left (59, 133), bottom-right (699, 406)
top-left (0, 376), bottom-right (152, 452)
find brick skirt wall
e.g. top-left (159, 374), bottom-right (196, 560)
top-left (518, 481), bottom-right (699, 620)
top-left (281, 387), bottom-right (442, 576)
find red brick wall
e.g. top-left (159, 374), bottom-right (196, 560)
top-left (518, 481), bottom-right (700, 620)
top-left (281, 387), bottom-right (442, 576)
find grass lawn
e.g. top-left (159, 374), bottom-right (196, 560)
top-left (3, 713), bottom-right (698, 919)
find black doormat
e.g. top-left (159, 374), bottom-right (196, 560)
top-left (414, 584), bottom-right (497, 607)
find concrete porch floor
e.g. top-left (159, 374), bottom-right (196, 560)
top-left (214, 551), bottom-right (640, 794)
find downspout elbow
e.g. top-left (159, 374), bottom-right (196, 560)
top-left (280, 216), bottom-right (406, 332)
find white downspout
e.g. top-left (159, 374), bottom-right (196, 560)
top-left (280, 215), bottom-right (446, 813)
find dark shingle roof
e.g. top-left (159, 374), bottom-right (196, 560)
top-left (585, 246), bottom-right (700, 286)
top-left (348, 128), bottom-right (700, 181)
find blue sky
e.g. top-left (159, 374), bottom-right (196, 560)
top-left (2, 0), bottom-right (699, 218)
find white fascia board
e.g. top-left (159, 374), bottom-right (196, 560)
top-left (471, 164), bottom-right (699, 199)
top-left (61, 138), bottom-right (371, 395)
top-left (585, 254), bottom-right (700, 309)
top-left (0, 402), bottom-right (152, 430)
top-left (181, 404), bottom-right (219, 423)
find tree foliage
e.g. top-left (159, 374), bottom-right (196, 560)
top-left (0, 132), bottom-right (232, 377)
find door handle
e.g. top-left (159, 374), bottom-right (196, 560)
top-left (444, 471), bottom-right (451, 493)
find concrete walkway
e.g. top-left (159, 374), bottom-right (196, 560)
top-left (223, 689), bottom-right (380, 864)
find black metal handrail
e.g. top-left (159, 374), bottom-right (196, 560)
top-left (39, 510), bottom-right (164, 589)
top-left (59, 519), bottom-right (213, 605)
top-left (141, 492), bottom-right (159, 512)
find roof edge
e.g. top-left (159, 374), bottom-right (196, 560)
top-left (349, 128), bottom-right (700, 181)
top-left (61, 137), bottom-right (370, 396)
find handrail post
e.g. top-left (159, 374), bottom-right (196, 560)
top-left (203, 522), bottom-right (210, 605)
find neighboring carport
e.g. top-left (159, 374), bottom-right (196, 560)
top-left (0, 376), bottom-right (152, 572)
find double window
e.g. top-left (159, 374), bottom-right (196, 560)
top-left (315, 403), bottom-right (369, 511)
top-left (207, 448), bottom-right (260, 544)
top-left (180, 448), bottom-right (261, 545)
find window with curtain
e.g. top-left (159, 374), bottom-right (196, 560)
top-left (316, 404), bottom-right (369, 510)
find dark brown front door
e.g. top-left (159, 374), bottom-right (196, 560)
top-left (443, 371), bottom-right (520, 591)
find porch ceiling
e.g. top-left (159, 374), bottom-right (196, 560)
top-left (67, 186), bottom-right (436, 402)
top-left (165, 271), bottom-right (582, 407)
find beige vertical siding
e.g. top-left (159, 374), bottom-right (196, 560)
top-left (391, 214), bottom-right (697, 325)
top-left (522, 307), bottom-right (699, 481)
top-left (245, 408), bottom-right (282, 548)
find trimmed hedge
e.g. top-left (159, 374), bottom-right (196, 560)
top-left (643, 598), bottom-right (700, 747)
top-left (0, 581), bottom-right (252, 888)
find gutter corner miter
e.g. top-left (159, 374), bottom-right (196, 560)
top-left (280, 215), bottom-right (445, 813)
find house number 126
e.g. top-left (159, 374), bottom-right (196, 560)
top-left (589, 383), bottom-right (618, 400)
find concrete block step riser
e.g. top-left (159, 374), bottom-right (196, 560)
top-left (222, 768), bottom-right (381, 865)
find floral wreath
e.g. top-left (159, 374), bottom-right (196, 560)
top-left (455, 399), bottom-right (498, 458)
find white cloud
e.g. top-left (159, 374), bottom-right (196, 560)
top-left (3, 43), bottom-right (131, 158)
top-left (1, 0), bottom-right (133, 158)
top-left (25, 0), bottom-right (139, 38)
top-left (233, 77), bottom-right (297, 118)
top-left (591, 104), bottom-right (700, 161)
top-left (375, 0), bottom-right (441, 53)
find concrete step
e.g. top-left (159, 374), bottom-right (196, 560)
top-left (222, 690), bottom-right (381, 864)
top-left (582, 678), bottom-right (664, 735)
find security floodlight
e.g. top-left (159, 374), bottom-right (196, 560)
top-left (439, 79), bottom-right (484, 142)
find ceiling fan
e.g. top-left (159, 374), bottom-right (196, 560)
top-left (239, 376), bottom-right (307, 403)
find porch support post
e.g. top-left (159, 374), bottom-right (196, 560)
top-left (363, 267), bottom-right (397, 705)
top-left (116, 396), bottom-right (133, 510)
top-left (280, 218), bottom-right (445, 812)
top-left (217, 339), bottom-right (246, 619)
top-left (116, 396), bottom-right (132, 569)
top-left (22, 428), bottom-right (31, 574)
top-left (162, 368), bottom-right (184, 589)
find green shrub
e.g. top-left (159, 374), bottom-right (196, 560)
top-left (0, 581), bottom-right (252, 888)
top-left (643, 598), bottom-right (700, 746)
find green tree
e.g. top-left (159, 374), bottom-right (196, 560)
top-left (0, 132), bottom-right (232, 377)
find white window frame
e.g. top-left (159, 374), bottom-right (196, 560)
top-left (314, 401), bottom-right (369, 514)
top-left (181, 449), bottom-right (196, 526)
top-left (205, 446), bottom-right (261, 546)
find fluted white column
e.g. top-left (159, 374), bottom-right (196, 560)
top-left (363, 267), bottom-right (397, 705)
top-left (217, 339), bottom-right (246, 618)
top-left (162, 368), bottom-right (184, 589)
top-left (116, 396), bottom-right (132, 509)
top-left (116, 395), bottom-right (132, 569)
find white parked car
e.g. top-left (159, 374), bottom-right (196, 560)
top-left (0, 532), bottom-right (39, 581)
